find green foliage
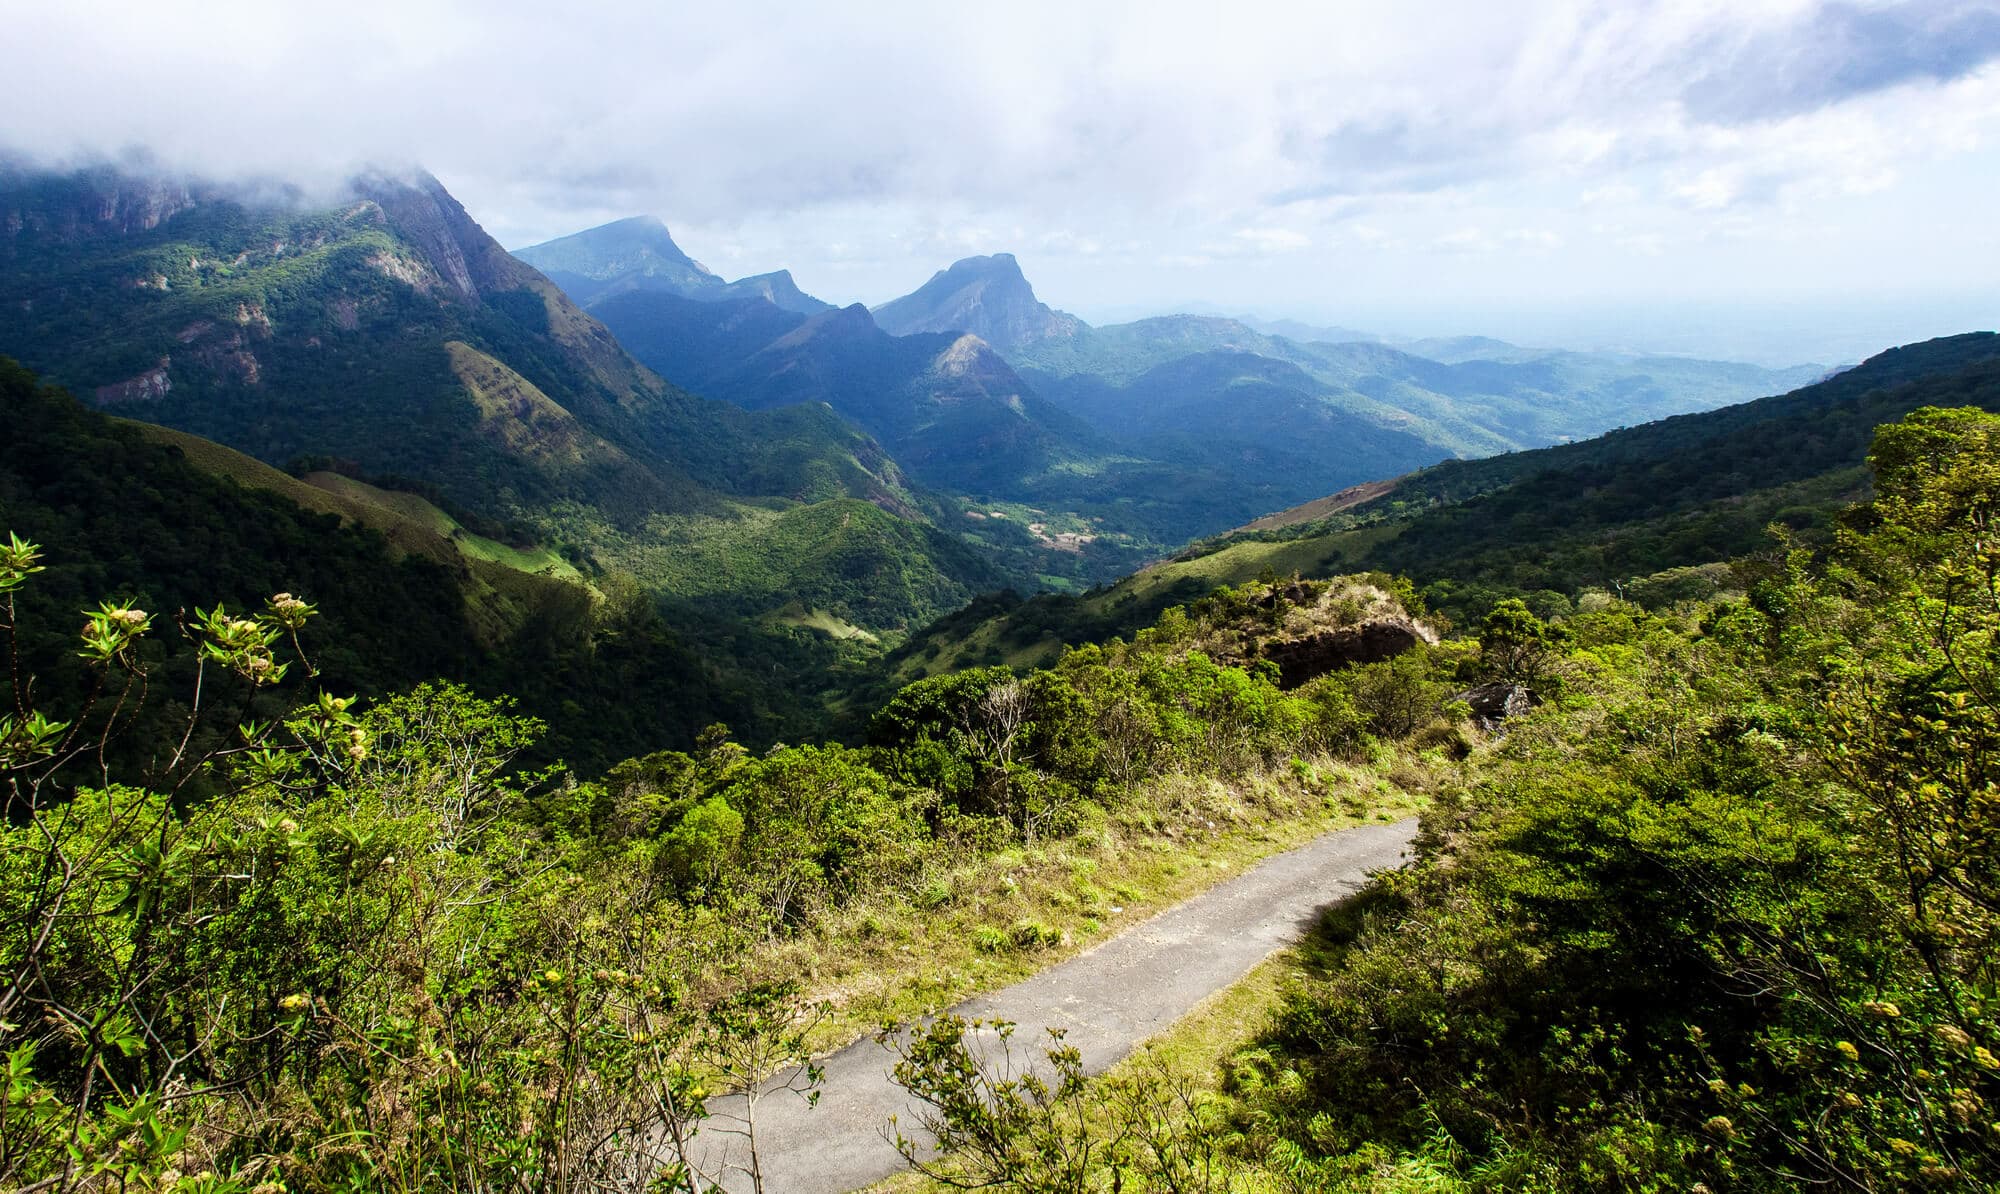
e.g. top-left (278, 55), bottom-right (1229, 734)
top-left (887, 1016), bottom-right (1242, 1192)
top-left (1206, 405), bottom-right (2000, 1190)
top-left (1162, 333), bottom-right (2000, 626)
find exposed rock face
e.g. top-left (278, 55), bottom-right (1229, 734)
top-left (514, 215), bottom-right (716, 293)
top-left (716, 269), bottom-right (829, 315)
top-left (353, 170), bottom-right (536, 303)
top-left (95, 358), bottom-right (172, 403)
top-left (1193, 579), bottom-right (1440, 689)
top-left (870, 253), bottom-right (1085, 351)
top-left (1456, 682), bottom-right (1533, 733)
top-left (512, 219), bottom-right (832, 314)
top-left (0, 169), bottom-right (198, 244)
top-left (1263, 617), bottom-right (1435, 688)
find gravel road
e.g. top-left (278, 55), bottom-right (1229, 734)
top-left (684, 816), bottom-right (1418, 1194)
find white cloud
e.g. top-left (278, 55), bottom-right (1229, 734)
top-left (1232, 227), bottom-right (1312, 252)
top-left (2, 0), bottom-right (1997, 360)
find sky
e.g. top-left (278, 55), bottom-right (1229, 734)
top-left (4, 0), bottom-right (1998, 365)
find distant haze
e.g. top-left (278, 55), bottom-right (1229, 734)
top-left (5, 0), bottom-right (1998, 365)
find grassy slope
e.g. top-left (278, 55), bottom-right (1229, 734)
top-left (770, 754), bottom-right (1431, 1061)
top-left (131, 421), bottom-right (593, 647)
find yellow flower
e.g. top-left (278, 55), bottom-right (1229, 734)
top-left (1836, 1040), bottom-right (1860, 1061)
top-left (1889, 1138), bottom-right (1918, 1156)
top-left (1863, 1000), bottom-right (1901, 1019)
top-left (279, 993), bottom-right (310, 1013)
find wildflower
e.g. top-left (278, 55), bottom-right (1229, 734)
top-left (279, 993), bottom-right (310, 1013)
top-left (1836, 1040), bottom-right (1860, 1061)
top-left (1975, 1047), bottom-right (1999, 1071)
top-left (1707, 1078), bottom-right (1728, 1094)
top-left (1863, 1000), bottom-right (1901, 1018)
top-left (1889, 1138), bottom-right (1918, 1156)
top-left (543, 969), bottom-right (563, 984)
top-left (111, 607), bottom-right (148, 627)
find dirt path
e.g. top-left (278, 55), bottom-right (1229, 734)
top-left (684, 817), bottom-right (1418, 1194)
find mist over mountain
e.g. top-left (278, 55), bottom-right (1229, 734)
top-left (0, 162), bottom-right (1005, 661)
top-left (9, 9), bottom-right (2000, 1192)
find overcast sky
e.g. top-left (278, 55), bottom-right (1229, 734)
top-left (5, 0), bottom-right (1998, 364)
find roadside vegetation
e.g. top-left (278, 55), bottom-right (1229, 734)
top-left (874, 405), bottom-right (2000, 1192)
top-left (1, 520), bottom-right (1449, 1191)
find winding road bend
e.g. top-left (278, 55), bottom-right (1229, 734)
top-left (686, 816), bottom-right (1418, 1194)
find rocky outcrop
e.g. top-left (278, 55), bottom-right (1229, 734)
top-left (1192, 579), bottom-right (1440, 689)
top-left (1262, 617), bottom-right (1436, 688)
top-left (95, 358), bottom-right (172, 404)
top-left (512, 218), bottom-right (833, 314)
top-left (1455, 682), bottom-right (1533, 733)
top-left (716, 269), bottom-right (831, 315)
top-left (870, 253), bottom-right (1085, 351)
top-left (0, 169), bottom-right (197, 244)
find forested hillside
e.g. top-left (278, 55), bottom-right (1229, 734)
top-left (0, 164), bottom-right (998, 639)
top-left (887, 333), bottom-right (2000, 681)
top-left (8, 391), bottom-right (1997, 1190)
top-left (885, 402), bottom-right (2000, 1191)
top-left (0, 358), bottom-right (859, 770)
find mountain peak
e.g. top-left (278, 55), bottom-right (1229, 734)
top-left (766, 302), bottom-right (880, 351)
top-left (871, 252), bottom-right (1083, 352)
top-left (513, 219), bottom-right (834, 314)
top-left (513, 216), bottom-right (709, 284)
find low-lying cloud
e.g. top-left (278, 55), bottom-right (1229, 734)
top-left (2, 0), bottom-right (1995, 361)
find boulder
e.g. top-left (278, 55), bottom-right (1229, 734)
top-left (1262, 616), bottom-right (1434, 688)
top-left (1456, 682), bottom-right (1532, 732)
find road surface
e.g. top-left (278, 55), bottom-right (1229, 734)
top-left (683, 816), bottom-right (1418, 1193)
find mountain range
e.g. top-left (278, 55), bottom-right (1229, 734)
top-left (0, 160), bottom-right (1855, 755)
top-left (522, 217), bottom-right (1824, 562)
top-left (513, 215), bottom-right (833, 315)
top-left (879, 330), bottom-right (2000, 686)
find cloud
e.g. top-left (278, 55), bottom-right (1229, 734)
top-left (1232, 227), bottom-right (1312, 252)
top-left (0, 1), bottom-right (1995, 361)
top-left (1679, 1), bottom-right (2000, 123)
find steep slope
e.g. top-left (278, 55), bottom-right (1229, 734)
top-left (0, 356), bottom-right (803, 771)
top-left (870, 253), bottom-right (1083, 350)
top-left (590, 291), bottom-right (1100, 493)
top-left (0, 163), bottom-right (985, 635)
top-left (513, 215), bottom-right (832, 314)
